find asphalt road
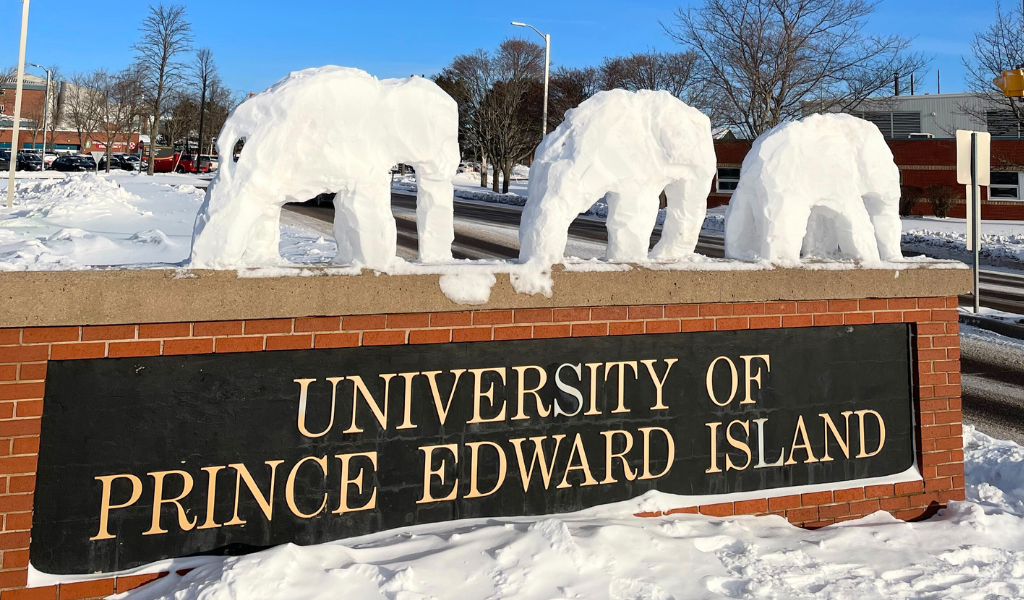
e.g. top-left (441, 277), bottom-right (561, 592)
top-left (960, 328), bottom-right (1024, 444)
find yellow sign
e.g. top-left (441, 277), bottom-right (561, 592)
top-left (993, 69), bottom-right (1024, 97)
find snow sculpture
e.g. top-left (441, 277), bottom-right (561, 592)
top-left (189, 67), bottom-right (459, 269)
top-left (724, 113), bottom-right (903, 264)
top-left (518, 89), bottom-right (717, 266)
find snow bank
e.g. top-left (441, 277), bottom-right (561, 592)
top-left (108, 427), bottom-right (1024, 600)
top-left (519, 89), bottom-right (716, 269)
top-left (190, 66), bottom-right (460, 270)
top-left (724, 113), bottom-right (903, 265)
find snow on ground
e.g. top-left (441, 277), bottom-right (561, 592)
top-left (93, 427), bottom-right (1024, 600)
top-left (901, 215), bottom-right (1024, 268)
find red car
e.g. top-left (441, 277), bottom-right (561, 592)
top-left (172, 154), bottom-right (212, 174)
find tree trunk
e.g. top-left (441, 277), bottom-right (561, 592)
top-left (147, 98), bottom-right (160, 176)
top-left (105, 145), bottom-right (111, 174)
top-left (480, 148), bottom-right (488, 188)
top-left (492, 158), bottom-right (500, 193)
top-left (197, 84), bottom-right (206, 163)
top-left (502, 161), bottom-right (511, 194)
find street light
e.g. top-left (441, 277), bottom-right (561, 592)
top-left (6, 0), bottom-right (30, 209)
top-left (27, 63), bottom-right (49, 157)
top-left (511, 21), bottom-right (550, 138)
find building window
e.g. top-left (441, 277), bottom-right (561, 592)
top-left (990, 172), bottom-right (1020, 199)
top-left (857, 111), bottom-right (922, 138)
top-left (716, 167), bottom-right (741, 193)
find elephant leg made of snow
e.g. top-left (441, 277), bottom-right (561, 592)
top-left (606, 186), bottom-right (662, 262)
top-left (190, 182), bottom-right (289, 268)
top-left (414, 174), bottom-right (455, 262)
top-left (651, 178), bottom-right (706, 259)
top-left (787, 199), bottom-right (882, 263)
top-left (862, 193), bottom-right (903, 261)
top-left (332, 175), bottom-right (398, 269)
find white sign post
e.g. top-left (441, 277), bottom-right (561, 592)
top-left (90, 151), bottom-right (105, 173)
top-left (956, 130), bottom-right (991, 314)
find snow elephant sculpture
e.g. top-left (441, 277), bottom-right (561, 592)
top-left (189, 67), bottom-right (459, 269)
top-left (518, 89), bottom-right (717, 266)
top-left (724, 113), bottom-right (903, 264)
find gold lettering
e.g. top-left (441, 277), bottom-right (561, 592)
top-left (418, 444), bottom-right (459, 503)
top-left (286, 456), bottom-right (328, 519)
top-left (600, 430), bottom-right (636, 484)
top-left (293, 377), bottom-right (342, 438)
top-left (90, 474), bottom-right (143, 540)
top-left (396, 372), bottom-right (419, 430)
top-left (604, 361), bottom-right (638, 414)
top-left (638, 427), bottom-right (675, 480)
top-left (784, 416), bottom-right (820, 465)
top-left (143, 470), bottom-right (196, 536)
top-left (198, 466), bottom-right (225, 530)
top-left (510, 435), bottom-right (565, 491)
top-left (706, 356), bottom-right (738, 406)
top-left (557, 433), bottom-right (599, 488)
top-left (466, 367), bottom-right (507, 424)
top-left (855, 410), bottom-right (887, 458)
top-left (725, 420), bottom-right (751, 471)
top-left (344, 374), bottom-right (398, 433)
top-left (739, 355), bottom-right (770, 405)
top-left (465, 441), bottom-right (508, 498)
top-left (753, 418), bottom-right (785, 469)
top-left (554, 363), bottom-right (584, 417)
top-left (705, 422), bottom-right (723, 473)
top-left (334, 452), bottom-right (378, 514)
top-left (640, 359), bottom-right (677, 410)
top-left (583, 362), bottom-right (602, 415)
top-left (423, 369), bottom-right (466, 425)
top-left (820, 411), bottom-right (854, 461)
top-left (512, 365), bottom-right (550, 420)
top-left (224, 460), bottom-right (284, 526)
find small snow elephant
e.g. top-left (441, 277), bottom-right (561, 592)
top-left (518, 89), bottom-right (717, 266)
top-left (724, 113), bottom-right (903, 264)
top-left (189, 67), bottom-right (460, 269)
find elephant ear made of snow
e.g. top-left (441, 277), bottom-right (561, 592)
top-left (723, 113), bottom-right (903, 265)
top-left (188, 66), bottom-right (460, 270)
top-left (517, 89), bottom-right (717, 270)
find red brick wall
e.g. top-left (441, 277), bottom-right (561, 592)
top-left (0, 298), bottom-right (965, 599)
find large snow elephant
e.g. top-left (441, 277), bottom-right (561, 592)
top-left (518, 89), bottom-right (717, 267)
top-left (724, 113), bottom-right (903, 264)
top-left (189, 67), bottom-right (460, 270)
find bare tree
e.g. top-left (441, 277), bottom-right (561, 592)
top-left (192, 47), bottom-right (217, 158)
top-left (162, 91), bottom-right (199, 170)
top-left (962, 2), bottom-right (1024, 132)
top-left (548, 66), bottom-right (601, 130)
top-left (43, 65), bottom-right (63, 153)
top-left (202, 77), bottom-right (237, 155)
top-left (436, 50), bottom-right (495, 187)
top-left (133, 3), bottom-right (193, 175)
top-left (63, 72), bottom-right (103, 152)
top-left (664, 0), bottom-right (927, 138)
top-left (600, 50), bottom-right (702, 99)
top-left (95, 67), bottom-right (146, 172)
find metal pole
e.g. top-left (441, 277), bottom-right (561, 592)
top-left (542, 33), bottom-right (550, 138)
top-left (6, 0), bottom-right (30, 209)
top-left (972, 132), bottom-right (981, 314)
top-left (29, 65), bottom-right (50, 159)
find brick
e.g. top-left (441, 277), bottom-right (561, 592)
top-left (385, 314), bottom-right (429, 329)
top-left (765, 302), bottom-right (797, 315)
top-left (828, 299), bottom-right (858, 312)
top-left (934, 410), bottom-right (961, 424)
top-left (0, 456), bottom-right (37, 474)
top-left (430, 312), bottom-right (473, 327)
top-left (730, 303), bottom-right (765, 316)
top-left (946, 322), bottom-right (960, 334)
top-left (801, 491), bottom-right (833, 505)
top-left (572, 323), bottom-right (608, 337)
top-left (940, 488), bottom-right (967, 503)
top-left (716, 317), bottom-right (748, 331)
top-left (215, 337), bottom-right (265, 353)
top-left (49, 343), bottom-right (105, 360)
top-left (15, 400), bottom-right (42, 418)
top-left (1, 585), bottom-right (53, 600)
top-left (903, 310), bottom-right (932, 322)
top-left (918, 373), bottom-right (946, 386)
top-left (311, 329), bottom-right (360, 348)
top-left (514, 309), bottom-right (553, 323)
top-left (193, 321), bottom-right (244, 337)
top-left (0, 383), bottom-right (44, 401)
top-left (21, 327), bottom-right (79, 344)
top-left (934, 360), bottom-right (960, 373)
top-left (294, 317), bottom-right (342, 332)
top-left (934, 384), bottom-right (961, 398)
top-left (81, 325), bottom-right (136, 341)
top-left (786, 507), bottom-right (818, 522)
top-left (553, 308), bottom-right (590, 322)
top-left (768, 495), bottom-right (801, 511)
top-left (734, 499), bottom-right (768, 514)
top-left (834, 488), bottom-right (865, 502)
top-left (947, 348), bottom-right (961, 360)
top-left (937, 462), bottom-right (964, 477)
top-left (645, 320), bottom-right (680, 334)
top-left (698, 502), bottom-right (734, 517)
top-left (58, 579), bottom-right (115, 599)
top-left (895, 480), bottom-right (925, 495)
top-left (932, 309), bottom-right (959, 322)
top-left (163, 338), bottom-right (214, 355)
top-left (5, 511), bottom-right (32, 530)
top-left (664, 506), bottom-right (699, 515)
top-left (888, 298), bottom-right (918, 310)
top-left (782, 314), bottom-right (813, 328)
top-left (534, 324), bottom-right (571, 339)
top-left (917, 322), bottom-right (946, 335)
top-left (813, 313), bottom-right (843, 326)
top-left (116, 573), bottom-right (167, 592)
top-left (473, 310), bottom-right (513, 325)
top-left (610, 321), bottom-right (645, 336)
top-left (0, 346), bottom-right (48, 364)
top-left (2, 548), bottom-right (29, 569)
top-left (494, 326), bottom-right (533, 340)
top-left (933, 335), bottom-right (960, 348)
top-left (628, 306), bottom-right (663, 320)
top-left (0, 419), bottom-right (40, 437)
top-left (0, 402), bottom-right (12, 419)
top-left (0, 365), bottom-right (14, 382)
top-left (0, 494), bottom-right (34, 512)
top-left (592, 307), bottom-right (628, 321)
top-left (409, 329), bottom-right (451, 344)
top-left (918, 297), bottom-right (946, 308)
top-left (244, 319), bottom-right (292, 335)
top-left (859, 298), bottom-right (888, 311)
top-left (680, 319), bottom-right (715, 332)
top-left (665, 304), bottom-right (699, 318)
top-left (918, 398), bottom-right (948, 411)
top-left (865, 484), bottom-right (894, 498)
top-left (343, 315), bottom-right (388, 330)
top-left (0, 330), bottom-right (19, 345)
top-left (749, 316), bottom-right (782, 329)
top-left (844, 312), bottom-right (873, 325)
top-left (874, 311), bottom-right (902, 323)
top-left (849, 499), bottom-right (881, 515)
top-left (0, 531), bottom-right (30, 550)
top-left (925, 477), bottom-right (953, 492)
top-left (634, 510), bottom-right (662, 518)
top-left (909, 492), bottom-right (940, 508)
top-left (452, 328), bottom-right (492, 342)
top-left (818, 503), bottom-right (851, 519)
top-left (363, 330), bottom-right (406, 346)
top-left (265, 334), bottom-right (313, 351)
top-left (700, 303), bottom-right (732, 317)
top-left (879, 496), bottom-right (910, 510)
top-left (139, 323), bottom-right (191, 338)
top-left (107, 340), bottom-right (162, 358)
top-left (917, 348), bottom-right (947, 361)
top-left (797, 300), bottom-right (829, 313)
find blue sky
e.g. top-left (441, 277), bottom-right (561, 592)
top-left (0, 0), bottom-right (1002, 96)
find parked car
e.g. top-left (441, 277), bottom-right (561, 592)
top-left (198, 154), bottom-right (218, 171)
top-left (173, 154), bottom-right (211, 174)
top-left (119, 154), bottom-right (142, 171)
top-left (0, 150), bottom-right (10, 171)
top-left (98, 155), bottom-right (134, 172)
top-left (16, 152), bottom-right (43, 171)
top-left (51, 155), bottom-right (94, 172)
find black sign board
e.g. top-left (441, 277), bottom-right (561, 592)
top-left (33, 324), bottom-right (915, 574)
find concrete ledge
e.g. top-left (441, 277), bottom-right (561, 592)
top-left (0, 266), bottom-right (973, 328)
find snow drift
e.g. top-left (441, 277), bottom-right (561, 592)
top-left (189, 67), bottom-right (460, 270)
top-left (724, 113), bottom-right (903, 264)
top-left (518, 89), bottom-right (716, 267)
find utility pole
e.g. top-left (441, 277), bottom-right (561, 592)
top-left (28, 64), bottom-right (50, 157)
top-left (6, 0), bottom-right (30, 209)
top-left (511, 21), bottom-right (551, 138)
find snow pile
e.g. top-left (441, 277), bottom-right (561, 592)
top-left (108, 427), bottom-right (1024, 600)
top-left (519, 89), bottom-right (716, 269)
top-left (903, 226), bottom-right (1024, 267)
top-left (11, 174), bottom-right (150, 221)
top-left (725, 113), bottom-right (903, 265)
top-left (190, 66), bottom-right (460, 270)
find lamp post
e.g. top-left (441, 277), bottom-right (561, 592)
top-left (27, 63), bottom-right (49, 158)
top-left (6, 0), bottom-right (30, 209)
top-left (511, 21), bottom-right (550, 138)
